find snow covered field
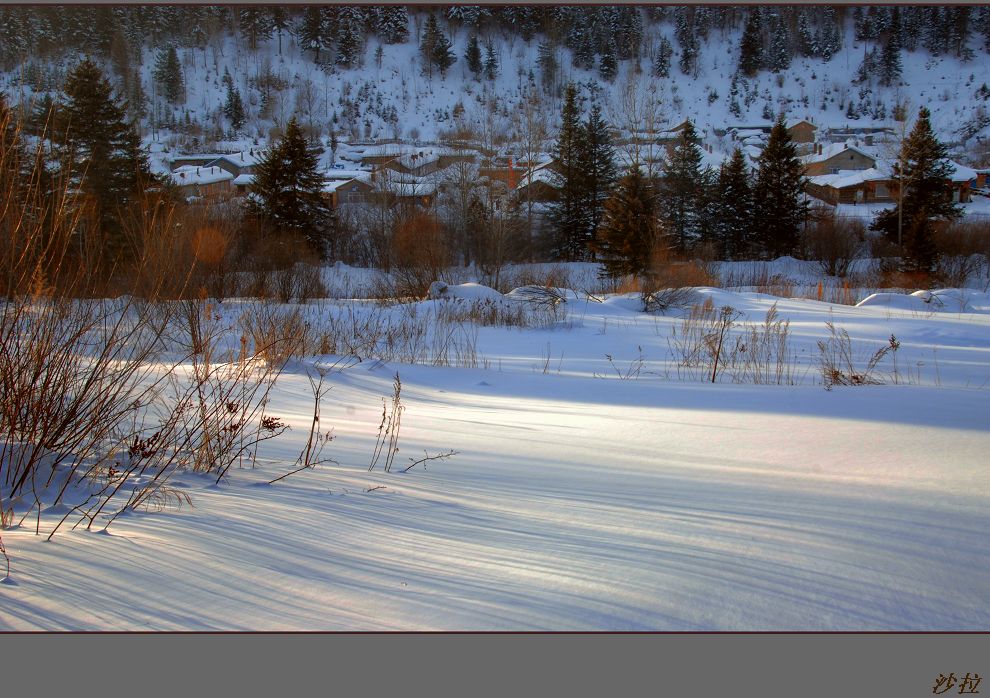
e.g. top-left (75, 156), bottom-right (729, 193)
top-left (2, 273), bottom-right (989, 631)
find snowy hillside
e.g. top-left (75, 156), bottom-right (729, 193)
top-left (2, 6), bottom-right (989, 165)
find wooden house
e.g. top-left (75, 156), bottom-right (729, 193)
top-left (802, 143), bottom-right (878, 176)
top-left (169, 165), bottom-right (235, 201)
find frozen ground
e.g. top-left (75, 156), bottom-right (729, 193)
top-left (2, 278), bottom-right (989, 630)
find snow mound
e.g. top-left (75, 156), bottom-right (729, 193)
top-left (856, 290), bottom-right (984, 314)
top-left (427, 281), bottom-right (503, 302)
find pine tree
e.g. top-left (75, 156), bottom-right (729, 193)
top-left (421, 14), bottom-right (455, 79)
top-left (297, 6), bottom-right (326, 62)
top-left (796, 12), bottom-right (816, 57)
top-left (55, 58), bottom-right (152, 249)
top-left (153, 45), bottom-right (183, 103)
top-left (537, 41), bottom-right (558, 94)
top-left (578, 103), bottom-right (617, 245)
top-left (872, 107), bottom-right (963, 272)
top-left (379, 6), bottom-right (409, 44)
top-left (547, 84), bottom-right (587, 261)
top-left (752, 115), bottom-right (808, 259)
top-left (224, 81), bottom-right (245, 132)
top-left (818, 7), bottom-right (842, 61)
top-left (598, 43), bottom-right (617, 82)
top-left (675, 9), bottom-right (699, 76)
top-left (239, 7), bottom-right (273, 50)
top-left (270, 7), bottom-right (288, 55)
top-left (879, 37), bottom-right (903, 87)
top-left (592, 165), bottom-right (658, 278)
top-left (714, 148), bottom-right (754, 259)
top-left (765, 12), bottom-right (791, 73)
top-left (652, 36), bottom-right (673, 78)
top-left (465, 35), bottom-right (482, 78)
top-left (248, 117), bottom-right (332, 258)
top-left (615, 7), bottom-right (643, 61)
top-left (658, 119), bottom-right (709, 252)
top-left (738, 10), bottom-right (763, 77)
top-left (483, 42), bottom-right (498, 81)
top-left (335, 8), bottom-right (364, 68)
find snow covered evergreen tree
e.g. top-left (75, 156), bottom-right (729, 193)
top-left (239, 7), bottom-right (273, 51)
top-left (598, 43), bottom-right (617, 82)
top-left (652, 36), bottom-right (673, 78)
top-left (879, 37), bottom-right (903, 87)
top-left (738, 10), bottom-right (763, 78)
top-left (872, 107), bottom-right (963, 272)
top-left (465, 35), bottom-right (482, 79)
top-left (714, 148), bottom-right (754, 260)
top-left (675, 9), bottom-right (699, 76)
top-left (55, 58), bottom-right (152, 250)
top-left (378, 7), bottom-right (409, 45)
top-left (153, 45), bottom-right (183, 104)
top-left (296, 7), bottom-right (326, 63)
top-left (335, 8), bottom-right (364, 69)
top-left (796, 11), bottom-right (816, 58)
top-left (537, 41), bottom-right (558, 94)
top-left (484, 42), bottom-right (499, 81)
top-left (592, 165), bottom-right (658, 279)
top-left (547, 84), bottom-right (588, 261)
top-left (223, 80), bottom-right (245, 132)
top-left (658, 119), bottom-right (709, 252)
top-left (578, 103), bottom-right (617, 246)
top-left (752, 116), bottom-right (807, 259)
top-left (248, 117), bottom-right (332, 258)
top-left (765, 12), bottom-right (791, 73)
top-left (817, 7), bottom-right (842, 62)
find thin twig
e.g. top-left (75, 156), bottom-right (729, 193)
top-left (401, 449), bottom-right (458, 473)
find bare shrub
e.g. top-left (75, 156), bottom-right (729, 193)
top-left (294, 263), bottom-right (328, 303)
top-left (933, 221), bottom-right (989, 287)
top-left (369, 373), bottom-right (404, 472)
top-left (817, 322), bottom-right (900, 389)
top-left (668, 298), bottom-right (741, 382)
top-left (801, 217), bottom-right (864, 278)
top-left (268, 364), bottom-right (340, 485)
top-left (238, 301), bottom-right (310, 366)
top-left (732, 303), bottom-right (795, 385)
top-left (436, 298), bottom-right (535, 328)
top-left (642, 287), bottom-right (700, 314)
top-left (242, 232), bottom-right (320, 301)
top-left (391, 211), bottom-right (450, 298)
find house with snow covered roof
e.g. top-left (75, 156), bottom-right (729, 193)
top-left (169, 165), bottom-right (235, 201)
top-left (802, 142), bottom-right (878, 176)
top-left (322, 170), bottom-right (374, 207)
top-left (361, 144), bottom-right (476, 177)
top-left (805, 167), bottom-right (895, 205)
top-left (513, 166), bottom-right (561, 203)
top-left (786, 119), bottom-right (818, 144)
top-left (823, 124), bottom-right (894, 146)
top-left (169, 150), bottom-right (264, 177)
top-left (804, 158), bottom-right (978, 207)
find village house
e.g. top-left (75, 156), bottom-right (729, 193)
top-left (513, 161), bottom-right (562, 204)
top-left (823, 124), bottom-right (894, 146)
top-left (322, 170), bottom-right (375, 207)
top-left (801, 142), bottom-right (878, 176)
top-left (805, 167), bottom-right (895, 205)
top-left (360, 144), bottom-right (476, 177)
top-left (169, 165), bottom-right (235, 201)
top-left (169, 150), bottom-right (263, 178)
top-left (804, 159), bottom-right (978, 207)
